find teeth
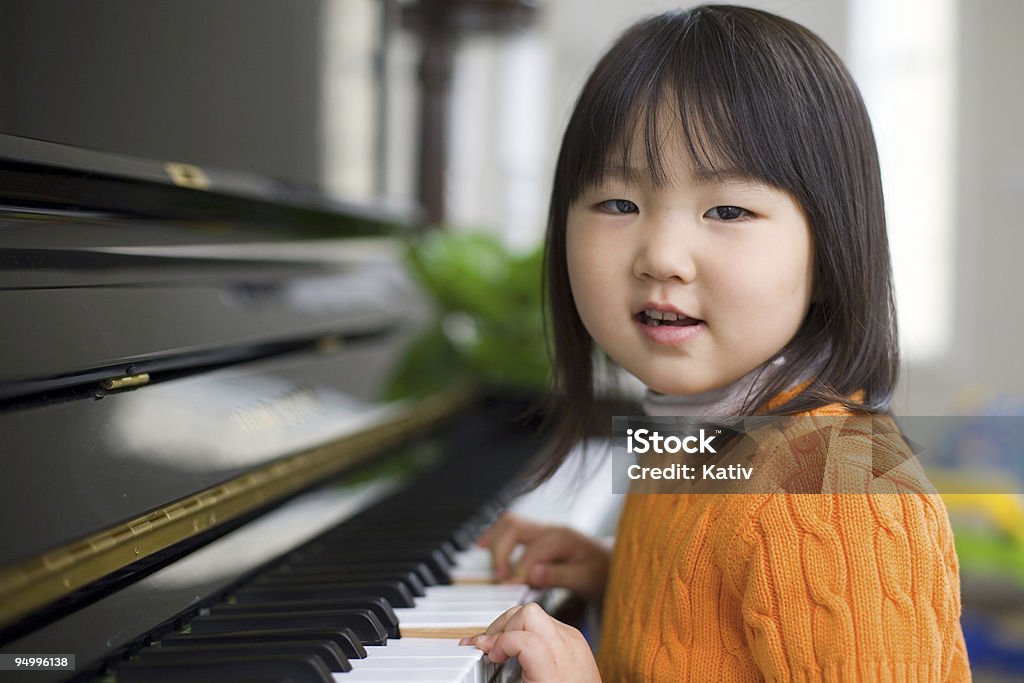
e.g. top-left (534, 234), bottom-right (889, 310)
top-left (643, 309), bottom-right (685, 321)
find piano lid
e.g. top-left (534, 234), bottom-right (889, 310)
top-left (0, 133), bottom-right (423, 403)
top-left (0, 132), bottom-right (417, 227)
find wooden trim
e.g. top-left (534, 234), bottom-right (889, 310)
top-left (401, 626), bottom-right (483, 639)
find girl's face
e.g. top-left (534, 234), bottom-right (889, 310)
top-left (566, 131), bottom-right (815, 396)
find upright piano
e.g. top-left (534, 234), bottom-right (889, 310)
top-left (0, 134), bottom-right (615, 683)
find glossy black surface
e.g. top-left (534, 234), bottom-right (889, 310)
top-left (0, 132), bottom-right (429, 567)
top-left (0, 132), bottom-right (418, 394)
top-left (3, 397), bottom-right (540, 682)
top-left (0, 215), bottom-right (414, 395)
top-left (0, 133), bottom-right (412, 228)
top-left (0, 345), bottom-right (414, 567)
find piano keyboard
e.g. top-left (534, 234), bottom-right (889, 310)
top-left (109, 418), bottom-right (614, 683)
top-left (117, 541), bottom-right (534, 683)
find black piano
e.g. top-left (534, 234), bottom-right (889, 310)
top-left (0, 134), bottom-right (547, 682)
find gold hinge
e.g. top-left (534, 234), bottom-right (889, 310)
top-left (165, 162), bottom-right (210, 190)
top-left (100, 373), bottom-right (150, 392)
top-left (316, 335), bottom-right (346, 354)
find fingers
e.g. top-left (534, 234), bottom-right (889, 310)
top-left (495, 524), bottom-right (585, 581)
top-left (510, 528), bottom-right (575, 584)
top-left (481, 603), bottom-right (523, 637)
top-left (460, 603), bottom-right (559, 658)
top-left (524, 554), bottom-right (602, 599)
top-left (477, 515), bottom-right (610, 598)
top-left (490, 602), bottom-right (560, 640)
top-left (461, 602), bottom-right (556, 642)
top-left (512, 528), bottom-right (610, 600)
top-left (458, 604), bottom-right (601, 683)
top-left (479, 513), bottom-right (545, 581)
top-left (478, 630), bottom-right (555, 671)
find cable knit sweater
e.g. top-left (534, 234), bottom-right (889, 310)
top-left (597, 392), bottom-right (971, 681)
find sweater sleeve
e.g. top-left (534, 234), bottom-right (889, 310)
top-left (724, 492), bottom-right (971, 682)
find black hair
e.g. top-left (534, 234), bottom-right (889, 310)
top-left (537, 4), bottom-right (898, 480)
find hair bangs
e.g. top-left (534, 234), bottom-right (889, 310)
top-left (594, 78), bottom-right (760, 192)
top-left (565, 11), bottom-right (804, 203)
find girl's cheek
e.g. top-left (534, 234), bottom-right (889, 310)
top-left (568, 251), bottom-right (618, 308)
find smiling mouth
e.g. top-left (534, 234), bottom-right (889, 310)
top-left (636, 310), bottom-right (704, 327)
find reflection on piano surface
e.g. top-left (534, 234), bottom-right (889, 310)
top-left (0, 134), bottom-right (617, 683)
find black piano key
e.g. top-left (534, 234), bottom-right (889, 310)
top-left (307, 540), bottom-right (461, 568)
top-left (300, 548), bottom-right (452, 579)
top-left (255, 568), bottom-right (426, 597)
top-left (447, 526), bottom-right (474, 549)
top-left (291, 558), bottom-right (446, 585)
top-left (314, 525), bottom-right (457, 540)
top-left (316, 539), bottom-right (459, 564)
top-left (274, 559), bottom-right (443, 586)
top-left (319, 520), bottom-right (466, 534)
top-left (140, 640), bottom-right (351, 672)
top-left (117, 653), bottom-right (334, 683)
top-left (213, 598), bottom-right (400, 638)
top-left (234, 580), bottom-right (416, 608)
top-left (344, 524), bottom-right (473, 550)
top-left (160, 628), bottom-right (368, 660)
top-left (188, 609), bottom-right (389, 646)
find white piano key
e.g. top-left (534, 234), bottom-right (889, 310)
top-left (395, 611), bottom-right (511, 627)
top-left (347, 662), bottom-right (480, 675)
top-left (418, 592), bottom-right (527, 603)
top-left (364, 647), bottom-right (479, 659)
top-left (452, 546), bottom-right (492, 571)
top-left (378, 637), bottom-right (477, 647)
top-left (449, 546), bottom-right (495, 582)
top-left (369, 640), bottom-right (496, 680)
top-left (422, 584), bottom-right (531, 600)
top-left (341, 640), bottom-right (488, 683)
top-left (372, 643), bottom-right (502, 683)
top-left (405, 601), bottom-right (522, 611)
top-left (334, 671), bottom-right (471, 682)
top-left (394, 582), bottom-right (538, 638)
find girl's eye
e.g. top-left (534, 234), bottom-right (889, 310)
top-left (706, 205), bottom-right (751, 221)
top-left (596, 199), bottom-right (639, 214)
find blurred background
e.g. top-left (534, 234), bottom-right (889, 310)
top-left (2, 0), bottom-right (1022, 677)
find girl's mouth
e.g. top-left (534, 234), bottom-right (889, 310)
top-left (636, 309), bottom-right (704, 327)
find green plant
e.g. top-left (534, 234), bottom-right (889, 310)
top-left (385, 231), bottom-right (551, 399)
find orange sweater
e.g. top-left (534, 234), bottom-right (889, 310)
top-left (597, 402), bottom-right (972, 681)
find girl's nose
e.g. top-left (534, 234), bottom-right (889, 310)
top-left (632, 216), bottom-right (697, 283)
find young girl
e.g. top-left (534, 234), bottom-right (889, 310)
top-left (460, 5), bottom-right (971, 682)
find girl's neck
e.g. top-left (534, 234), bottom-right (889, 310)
top-left (642, 353), bottom-right (826, 417)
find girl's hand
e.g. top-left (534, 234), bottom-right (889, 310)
top-left (459, 603), bottom-right (601, 683)
top-left (478, 513), bottom-right (610, 602)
